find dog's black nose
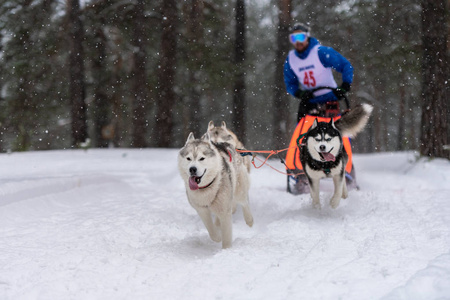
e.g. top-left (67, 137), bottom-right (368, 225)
top-left (320, 145), bottom-right (326, 152)
top-left (189, 166), bottom-right (197, 175)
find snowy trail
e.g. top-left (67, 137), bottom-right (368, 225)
top-left (0, 150), bottom-right (449, 299)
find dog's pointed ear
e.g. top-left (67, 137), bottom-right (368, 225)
top-left (330, 118), bottom-right (337, 129)
top-left (208, 121), bottom-right (215, 131)
top-left (221, 121), bottom-right (227, 129)
top-left (186, 132), bottom-right (195, 144)
top-left (328, 118), bottom-right (336, 128)
top-left (201, 132), bottom-right (212, 144)
top-left (310, 118), bottom-right (318, 130)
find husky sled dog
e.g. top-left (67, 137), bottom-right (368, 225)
top-left (300, 103), bottom-right (373, 209)
top-left (178, 132), bottom-right (253, 249)
top-left (207, 121), bottom-right (251, 172)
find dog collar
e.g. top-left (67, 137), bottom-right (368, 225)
top-left (199, 178), bottom-right (216, 189)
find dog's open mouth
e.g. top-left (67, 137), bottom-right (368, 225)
top-left (189, 170), bottom-right (206, 191)
top-left (319, 150), bottom-right (335, 162)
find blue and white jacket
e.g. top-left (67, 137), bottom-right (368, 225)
top-left (284, 37), bottom-right (354, 104)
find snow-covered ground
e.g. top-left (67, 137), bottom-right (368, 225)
top-left (0, 149), bottom-right (449, 300)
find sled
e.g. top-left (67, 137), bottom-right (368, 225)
top-left (285, 87), bottom-right (355, 194)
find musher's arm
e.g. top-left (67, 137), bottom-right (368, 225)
top-left (283, 56), bottom-right (301, 97)
top-left (317, 46), bottom-right (354, 87)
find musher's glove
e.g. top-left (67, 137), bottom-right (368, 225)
top-left (294, 89), bottom-right (314, 102)
top-left (333, 82), bottom-right (351, 100)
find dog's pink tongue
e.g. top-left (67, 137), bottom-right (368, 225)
top-left (189, 176), bottom-right (199, 190)
top-left (321, 152), bottom-right (336, 162)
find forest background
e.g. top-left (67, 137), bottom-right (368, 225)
top-left (0, 0), bottom-right (448, 158)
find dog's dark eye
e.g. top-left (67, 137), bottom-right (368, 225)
top-left (315, 138), bottom-right (321, 142)
top-left (325, 138), bottom-right (332, 142)
top-left (199, 157), bottom-right (205, 161)
top-left (187, 157), bottom-right (191, 161)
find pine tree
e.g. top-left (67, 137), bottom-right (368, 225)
top-left (273, 0), bottom-right (292, 149)
top-left (155, 0), bottom-right (177, 147)
top-left (232, 0), bottom-right (247, 143)
top-left (420, 0), bottom-right (449, 158)
top-left (131, 0), bottom-right (149, 148)
top-left (68, 0), bottom-right (88, 147)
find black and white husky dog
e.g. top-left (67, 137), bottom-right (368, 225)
top-left (300, 103), bottom-right (373, 209)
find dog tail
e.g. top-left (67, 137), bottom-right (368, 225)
top-left (335, 103), bottom-right (373, 137)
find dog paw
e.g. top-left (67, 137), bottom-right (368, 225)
top-left (209, 231), bottom-right (222, 243)
top-left (330, 198), bottom-right (340, 209)
top-left (245, 216), bottom-right (254, 227)
top-left (312, 200), bottom-right (321, 209)
top-left (222, 241), bottom-right (232, 249)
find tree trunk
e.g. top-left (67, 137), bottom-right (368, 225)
top-left (232, 0), bottom-right (246, 143)
top-left (0, 33), bottom-right (3, 152)
top-left (420, 0), bottom-right (449, 158)
top-left (185, 0), bottom-right (204, 138)
top-left (155, 0), bottom-right (177, 147)
top-left (93, 24), bottom-right (109, 148)
top-left (398, 82), bottom-right (406, 150)
top-left (273, 0), bottom-right (291, 149)
top-left (68, 0), bottom-right (88, 147)
top-left (131, 0), bottom-right (149, 148)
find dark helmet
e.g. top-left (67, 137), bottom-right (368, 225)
top-left (290, 23), bottom-right (310, 33)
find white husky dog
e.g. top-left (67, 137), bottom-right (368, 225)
top-left (178, 132), bottom-right (253, 249)
top-left (207, 121), bottom-right (252, 172)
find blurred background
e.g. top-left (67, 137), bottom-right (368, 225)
top-left (0, 0), bottom-right (448, 156)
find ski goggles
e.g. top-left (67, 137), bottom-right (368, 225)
top-left (289, 32), bottom-right (309, 44)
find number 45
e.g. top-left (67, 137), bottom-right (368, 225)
top-left (303, 71), bottom-right (316, 88)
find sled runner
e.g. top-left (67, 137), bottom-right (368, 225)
top-left (286, 87), bottom-right (356, 194)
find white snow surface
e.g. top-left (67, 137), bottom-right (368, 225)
top-left (0, 149), bottom-right (449, 300)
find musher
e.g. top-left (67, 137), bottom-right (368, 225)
top-left (283, 22), bottom-right (357, 194)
